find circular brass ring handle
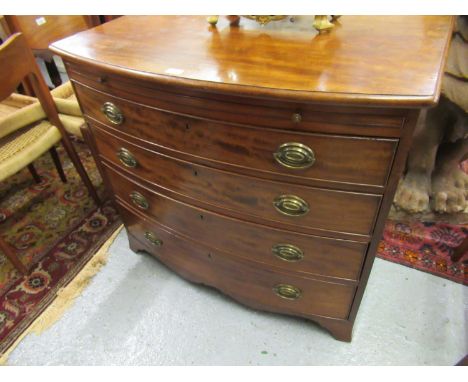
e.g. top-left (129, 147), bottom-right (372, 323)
top-left (130, 191), bottom-right (149, 210)
top-left (291, 112), bottom-right (302, 123)
top-left (144, 231), bottom-right (163, 246)
top-left (117, 148), bottom-right (138, 168)
top-left (273, 142), bottom-right (315, 169)
top-left (273, 195), bottom-right (309, 217)
top-left (101, 102), bottom-right (124, 125)
top-left (273, 284), bottom-right (302, 300)
top-left (272, 244), bottom-right (304, 262)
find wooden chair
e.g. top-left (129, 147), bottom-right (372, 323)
top-left (3, 16), bottom-right (100, 90)
top-left (0, 33), bottom-right (100, 274)
top-left (1, 16), bottom-right (101, 185)
top-left (0, 91), bottom-right (69, 183)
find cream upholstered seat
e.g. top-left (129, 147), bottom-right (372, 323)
top-left (0, 121), bottom-right (61, 181)
top-left (0, 81), bottom-right (85, 142)
top-left (51, 81), bottom-right (85, 139)
top-left (51, 81), bottom-right (81, 115)
top-left (0, 93), bottom-right (36, 117)
top-left (0, 81), bottom-right (87, 181)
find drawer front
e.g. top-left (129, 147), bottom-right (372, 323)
top-left (69, 65), bottom-right (407, 139)
top-left (94, 127), bottom-right (381, 236)
top-left (106, 165), bottom-right (366, 281)
top-left (118, 201), bottom-right (356, 320)
top-left (74, 82), bottom-right (397, 189)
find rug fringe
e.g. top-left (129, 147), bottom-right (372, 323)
top-left (0, 225), bottom-right (123, 365)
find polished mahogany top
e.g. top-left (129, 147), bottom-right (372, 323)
top-left (50, 16), bottom-right (453, 106)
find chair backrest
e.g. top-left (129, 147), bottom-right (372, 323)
top-left (0, 33), bottom-right (64, 133)
top-left (3, 16), bottom-right (98, 51)
top-left (2, 16), bottom-right (100, 95)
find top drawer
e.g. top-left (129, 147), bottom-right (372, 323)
top-left (67, 62), bottom-right (407, 138)
top-left (73, 82), bottom-right (398, 191)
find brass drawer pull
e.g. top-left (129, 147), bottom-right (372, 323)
top-left (272, 244), bottom-right (304, 262)
top-left (274, 142), bottom-right (315, 169)
top-left (144, 231), bottom-right (163, 246)
top-left (101, 102), bottom-right (124, 125)
top-left (130, 191), bottom-right (149, 210)
top-left (273, 195), bottom-right (309, 217)
top-left (273, 284), bottom-right (302, 300)
top-left (291, 112), bottom-right (302, 123)
top-left (117, 148), bottom-right (138, 168)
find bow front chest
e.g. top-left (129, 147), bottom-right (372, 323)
top-left (51, 15), bottom-right (453, 341)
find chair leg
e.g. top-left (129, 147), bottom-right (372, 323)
top-left (59, 136), bottom-right (101, 205)
top-left (44, 59), bottom-right (62, 89)
top-left (49, 146), bottom-right (67, 183)
top-left (0, 236), bottom-right (28, 275)
top-left (27, 163), bottom-right (42, 183)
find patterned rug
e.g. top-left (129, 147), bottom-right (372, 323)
top-left (0, 140), bottom-right (121, 355)
top-left (379, 159), bottom-right (468, 285)
top-left (378, 220), bottom-right (467, 285)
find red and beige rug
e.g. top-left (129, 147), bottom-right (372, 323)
top-left (379, 159), bottom-right (468, 285)
top-left (0, 141), bottom-right (121, 356)
top-left (378, 220), bottom-right (467, 285)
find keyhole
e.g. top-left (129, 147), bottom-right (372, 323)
top-left (185, 123), bottom-right (190, 130)
top-left (199, 214), bottom-right (204, 220)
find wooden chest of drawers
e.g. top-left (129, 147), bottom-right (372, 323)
top-left (51, 16), bottom-right (453, 341)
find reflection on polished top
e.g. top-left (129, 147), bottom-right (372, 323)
top-left (50, 15), bottom-right (454, 106)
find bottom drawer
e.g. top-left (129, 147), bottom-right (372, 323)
top-left (117, 200), bottom-right (356, 320)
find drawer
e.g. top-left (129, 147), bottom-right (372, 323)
top-left (107, 166), bottom-right (366, 281)
top-left (95, 127), bottom-right (381, 237)
top-left (70, 66), bottom-right (407, 139)
top-left (75, 82), bottom-right (397, 190)
top-left (118, 201), bottom-right (356, 320)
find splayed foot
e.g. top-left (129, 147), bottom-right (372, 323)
top-left (394, 171), bottom-right (431, 213)
top-left (432, 164), bottom-right (468, 213)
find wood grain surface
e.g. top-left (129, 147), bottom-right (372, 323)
top-left (102, 164), bottom-right (367, 283)
top-left (94, 128), bottom-right (382, 237)
top-left (51, 16), bottom-right (453, 106)
top-left (74, 82), bottom-right (398, 190)
top-left (118, 200), bottom-right (357, 320)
